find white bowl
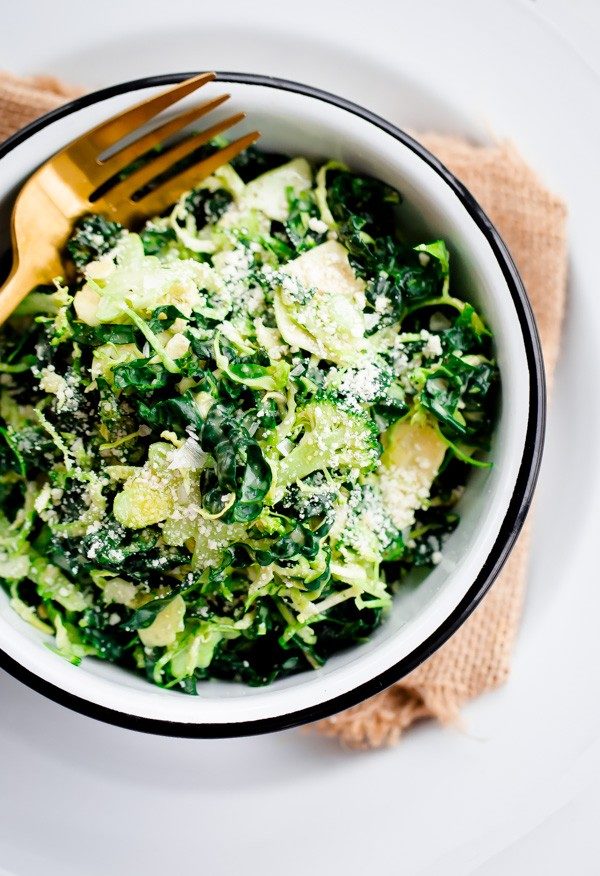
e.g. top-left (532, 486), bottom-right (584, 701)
top-left (0, 73), bottom-right (545, 737)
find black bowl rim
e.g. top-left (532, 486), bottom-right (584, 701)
top-left (0, 71), bottom-right (546, 738)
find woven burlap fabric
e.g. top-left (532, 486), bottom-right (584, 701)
top-left (0, 73), bottom-right (567, 749)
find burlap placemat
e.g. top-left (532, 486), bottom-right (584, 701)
top-left (0, 72), bottom-right (567, 749)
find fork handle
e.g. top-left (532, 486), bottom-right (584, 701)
top-left (0, 261), bottom-right (40, 327)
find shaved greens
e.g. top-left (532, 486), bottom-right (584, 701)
top-left (0, 146), bottom-right (498, 691)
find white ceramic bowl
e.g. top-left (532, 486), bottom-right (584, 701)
top-left (0, 73), bottom-right (544, 737)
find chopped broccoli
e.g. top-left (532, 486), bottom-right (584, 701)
top-left (277, 398), bottom-right (380, 488)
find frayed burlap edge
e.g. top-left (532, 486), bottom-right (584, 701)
top-left (0, 71), bottom-right (82, 142)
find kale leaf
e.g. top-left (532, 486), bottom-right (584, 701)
top-left (65, 214), bottom-right (124, 268)
top-left (137, 390), bottom-right (204, 434)
top-left (185, 187), bottom-right (233, 228)
top-left (200, 403), bottom-right (272, 522)
top-left (140, 225), bottom-right (177, 256)
top-left (230, 145), bottom-right (290, 182)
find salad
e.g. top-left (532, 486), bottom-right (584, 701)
top-left (0, 145), bottom-right (498, 692)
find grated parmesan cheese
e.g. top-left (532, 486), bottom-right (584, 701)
top-left (380, 420), bottom-right (446, 529)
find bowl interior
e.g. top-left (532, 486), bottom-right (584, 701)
top-left (0, 77), bottom-right (535, 730)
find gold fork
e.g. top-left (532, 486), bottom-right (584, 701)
top-left (0, 72), bottom-right (260, 325)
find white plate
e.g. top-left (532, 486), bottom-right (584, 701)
top-left (1, 1), bottom-right (599, 873)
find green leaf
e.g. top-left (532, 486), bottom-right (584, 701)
top-left (140, 225), bottom-right (176, 256)
top-left (124, 596), bottom-right (173, 630)
top-left (185, 187), bottom-right (233, 227)
top-left (138, 391), bottom-right (204, 433)
top-left (415, 240), bottom-right (450, 276)
top-left (112, 359), bottom-right (170, 392)
top-left (66, 214), bottom-right (124, 268)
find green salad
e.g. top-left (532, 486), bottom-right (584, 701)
top-left (0, 145), bottom-right (498, 691)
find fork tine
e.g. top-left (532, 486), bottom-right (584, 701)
top-left (112, 131), bottom-right (260, 223)
top-left (97, 93), bottom-right (231, 176)
top-left (80, 72), bottom-right (216, 153)
top-left (103, 112), bottom-right (247, 203)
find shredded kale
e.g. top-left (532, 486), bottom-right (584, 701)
top-left (230, 145), bottom-right (289, 181)
top-left (0, 145), bottom-right (499, 693)
top-left (185, 187), bottom-right (233, 228)
top-left (66, 214), bottom-right (125, 268)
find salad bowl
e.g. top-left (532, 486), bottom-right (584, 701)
top-left (0, 72), bottom-right (544, 737)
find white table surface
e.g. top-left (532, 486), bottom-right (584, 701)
top-left (1, 2), bottom-right (600, 874)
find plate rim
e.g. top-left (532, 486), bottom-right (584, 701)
top-left (0, 70), bottom-right (546, 738)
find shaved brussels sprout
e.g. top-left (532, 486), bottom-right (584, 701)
top-left (274, 241), bottom-right (367, 364)
top-left (0, 142), bottom-right (498, 692)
